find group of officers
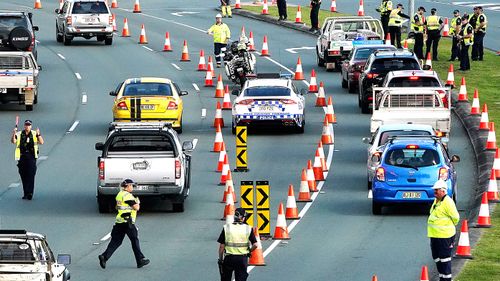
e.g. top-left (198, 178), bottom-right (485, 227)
top-left (377, 0), bottom-right (487, 71)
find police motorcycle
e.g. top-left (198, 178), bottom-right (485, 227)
top-left (222, 36), bottom-right (256, 87)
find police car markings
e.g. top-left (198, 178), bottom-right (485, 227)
top-left (192, 138), bottom-right (198, 150)
top-left (192, 83), bottom-right (200, 92)
top-left (142, 46), bottom-right (154, 52)
top-left (74, 73), bottom-right (82, 80)
top-left (67, 121), bottom-right (79, 133)
top-left (57, 54), bottom-right (66, 60)
top-left (171, 63), bottom-right (182, 71)
top-left (201, 108), bottom-right (206, 118)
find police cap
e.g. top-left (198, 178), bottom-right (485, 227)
top-left (121, 178), bottom-right (136, 187)
top-left (397, 3), bottom-right (404, 9)
top-left (234, 208), bottom-right (247, 221)
top-left (418, 6), bottom-right (426, 12)
top-left (431, 8), bottom-right (437, 12)
top-left (24, 120), bottom-right (32, 125)
top-left (453, 9), bottom-right (459, 14)
top-left (462, 14), bottom-right (469, 20)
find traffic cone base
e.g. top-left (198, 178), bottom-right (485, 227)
top-left (455, 220), bottom-right (473, 259)
top-left (420, 265), bottom-right (430, 281)
top-left (133, 0), bottom-right (141, 13)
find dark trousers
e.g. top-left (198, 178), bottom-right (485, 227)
top-left (426, 31), bottom-right (441, 60)
top-left (221, 255), bottom-right (248, 281)
top-left (277, 0), bottom-right (287, 19)
top-left (430, 236), bottom-right (455, 281)
top-left (389, 26), bottom-right (402, 48)
top-left (414, 32), bottom-right (424, 59)
top-left (381, 15), bottom-right (390, 37)
top-left (450, 36), bottom-right (460, 60)
top-left (214, 42), bottom-right (226, 65)
top-left (310, 3), bottom-right (321, 29)
top-left (18, 154), bottom-right (37, 197)
top-left (102, 223), bottom-right (145, 264)
top-left (471, 32), bottom-right (485, 60)
top-left (460, 43), bottom-right (470, 70)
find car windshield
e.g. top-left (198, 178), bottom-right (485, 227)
top-left (378, 130), bottom-right (432, 146)
top-left (0, 242), bottom-right (36, 262)
top-left (107, 135), bottom-right (174, 152)
top-left (355, 48), bottom-right (394, 60)
top-left (244, 87), bottom-right (290, 97)
top-left (385, 148), bottom-right (440, 167)
top-left (388, 77), bottom-right (441, 87)
top-left (72, 1), bottom-right (109, 14)
top-left (123, 83), bottom-right (173, 96)
top-left (371, 58), bottom-right (420, 73)
top-left (0, 16), bottom-right (28, 28)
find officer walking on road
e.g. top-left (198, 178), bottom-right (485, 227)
top-left (208, 14), bottom-right (231, 68)
top-left (425, 8), bottom-right (444, 61)
top-left (220, 0), bottom-right (232, 18)
top-left (448, 10), bottom-right (462, 61)
top-left (99, 179), bottom-right (150, 269)
top-left (471, 6), bottom-right (487, 61)
top-left (458, 14), bottom-right (474, 71)
top-left (411, 6), bottom-right (426, 60)
top-left (11, 119), bottom-right (44, 200)
top-left (309, 0), bottom-right (322, 33)
top-left (218, 208), bottom-right (258, 281)
top-left (277, 0), bottom-right (287, 21)
top-left (376, 0), bottom-right (393, 37)
top-left (388, 3), bottom-right (410, 48)
top-left (428, 180), bottom-right (460, 281)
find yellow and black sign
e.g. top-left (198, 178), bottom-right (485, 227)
top-left (234, 126), bottom-right (249, 172)
top-left (256, 181), bottom-right (270, 237)
top-left (240, 181), bottom-right (254, 227)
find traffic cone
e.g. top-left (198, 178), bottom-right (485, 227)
top-left (321, 116), bottom-right (334, 145)
top-left (261, 36), bottom-right (270, 56)
top-left (221, 170), bottom-right (237, 203)
top-left (111, 0), bottom-right (118, 8)
top-left (487, 168), bottom-right (500, 202)
top-left (425, 52), bottom-right (432, 69)
top-left (385, 33), bottom-right (391, 45)
top-left (470, 89), bottom-right (480, 115)
top-left (285, 185), bottom-right (300, 219)
top-left (248, 228), bottom-right (266, 266)
top-left (213, 124), bottom-right (224, 152)
top-left (442, 18), bottom-right (450, 36)
top-left (474, 192), bottom-right (491, 228)
top-left (318, 141), bottom-right (328, 171)
top-left (330, 0), bottom-right (337, 12)
top-left (403, 39), bottom-right (408, 49)
top-left (34, 0), bottom-right (42, 9)
top-left (205, 68), bottom-right (214, 87)
top-left (215, 75), bottom-right (224, 98)
top-left (262, 0), bottom-right (269, 15)
top-left (112, 14), bottom-right (117, 32)
top-left (455, 220), bottom-right (473, 259)
top-left (309, 69), bottom-right (318, 93)
top-left (213, 102), bottom-right (225, 128)
top-left (313, 149), bottom-right (325, 181)
top-left (479, 104), bottom-right (489, 130)
top-left (445, 64), bottom-right (454, 87)
top-left (315, 82), bottom-right (326, 107)
top-left (297, 169), bottom-right (312, 202)
top-left (133, 0), bottom-right (141, 13)
top-left (163, 32), bottom-right (173, 52)
top-left (217, 145), bottom-right (227, 172)
top-left (294, 57), bottom-right (305, 80)
top-left (326, 97), bottom-right (336, 124)
top-left (273, 202), bottom-right (290, 240)
top-left (295, 5), bottom-right (302, 23)
top-left (371, 276), bottom-right (378, 281)
top-left (420, 265), bottom-right (430, 281)
top-left (457, 77), bottom-right (468, 102)
top-left (240, 26), bottom-right (246, 39)
top-left (222, 86), bottom-right (232, 110)
top-left (219, 158), bottom-right (230, 186)
top-left (486, 122), bottom-right (497, 151)
top-left (196, 50), bottom-right (206, 70)
top-left (235, 0), bottom-right (242, 9)
top-left (358, 0), bottom-right (364, 16)
top-left (138, 24), bottom-right (148, 44)
top-left (493, 148), bottom-right (500, 179)
top-left (121, 18), bottom-right (130, 37)
top-left (222, 186), bottom-right (235, 222)
top-left (248, 31), bottom-right (256, 51)
top-left (208, 56), bottom-right (215, 77)
top-left (180, 40), bottom-right (190, 61)
top-left (306, 160), bottom-right (318, 192)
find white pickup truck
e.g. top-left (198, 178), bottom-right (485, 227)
top-left (370, 87), bottom-right (451, 137)
top-left (0, 51), bottom-right (40, 111)
top-left (95, 123), bottom-right (193, 213)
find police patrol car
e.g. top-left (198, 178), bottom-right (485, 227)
top-left (231, 73), bottom-right (306, 134)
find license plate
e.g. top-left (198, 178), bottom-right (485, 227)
top-left (141, 104), bottom-right (155, 110)
top-left (134, 185), bottom-right (149, 191)
top-left (0, 88), bottom-right (6, 94)
top-left (402, 192), bottom-right (421, 199)
top-left (258, 105), bottom-right (274, 111)
top-left (84, 17), bottom-right (97, 23)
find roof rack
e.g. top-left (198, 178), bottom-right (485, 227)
top-left (387, 135), bottom-right (441, 144)
top-left (0, 230), bottom-right (27, 235)
top-left (254, 73), bottom-right (292, 79)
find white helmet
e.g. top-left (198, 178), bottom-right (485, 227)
top-left (432, 180), bottom-right (447, 190)
top-left (216, 13), bottom-right (222, 18)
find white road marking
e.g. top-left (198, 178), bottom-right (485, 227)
top-left (171, 11), bottom-right (200, 17)
top-left (118, 9), bottom-right (206, 33)
top-left (192, 138), bottom-right (198, 150)
top-left (82, 93), bottom-right (87, 104)
top-left (38, 156), bottom-right (48, 161)
top-left (75, 73), bottom-right (82, 80)
top-left (142, 46), bottom-right (154, 52)
top-left (285, 46), bottom-right (315, 54)
top-left (100, 232), bottom-right (111, 241)
top-left (67, 121), bottom-right (80, 132)
top-left (9, 183), bottom-right (20, 188)
top-left (192, 83), bottom-right (200, 92)
top-left (57, 53), bottom-right (66, 60)
top-left (171, 63), bottom-right (182, 71)
top-left (201, 108), bottom-right (206, 118)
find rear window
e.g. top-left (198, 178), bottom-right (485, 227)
top-left (0, 56), bottom-right (32, 69)
top-left (123, 83), bottom-right (173, 96)
top-left (0, 242), bottom-right (35, 262)
top-left (378, 130), bottom-right (432, 146)
top-left (381, 94), bottom-right (441, 107)
top-left (370, 58), bottom-right (420, 73)
top-left (388, 77), bottom-right (441, 87)
top-left (0, 16), bottom-right (28, 28)
top-left (385, 148), bottom-right (440, 167)
top-left (355, 48), bottom-right (394, 60)
top-left (107, 135), bottom-right (174, 152)
top-left (244, 87), bottom-right (290, 97)
top-left (72, 1), bottom-right (109, 14)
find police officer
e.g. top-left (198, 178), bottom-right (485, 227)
top-left (375, 0), bottom-right (393, 37)
top-left (411, 6), bottom-right (426, 60)
top-left (458, 14), bottom-right (474, 71)
top-left (277, 0), bottom-right (287, 21)
top-left (99, 179), bottom-right (150, 269)
top-left (220, 0), bottom-right (232, 18)
top-left (11, 120), bottom-right (44, 200)
top-left (388, 3), bottom-right (410, 48)
top-left (217, 208), bottom-right (258, 281)
top-left (425, 8), bottom-right (444, 60)
top-left (309, 0), bottom-right (322, 33)
top-left (428, 180), bottom-right (459, 281)
top-left (208, 14), bottom-right (231, 68)
top-left (448, 10), bottom-right (462, 61)
top-left (471, 6), bottom-right (487, 61)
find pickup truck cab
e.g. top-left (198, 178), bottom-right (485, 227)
top-left (95, 122), bottom-right (193, 213)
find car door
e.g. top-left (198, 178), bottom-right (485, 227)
top-left (56, 1), bottom-right (69, 32)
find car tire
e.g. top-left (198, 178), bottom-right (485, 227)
top-left (367, 177), bottom-right (372, 190)
top-left (172, 202), bottom-right (185, 213)
top-left (63, 32), bottom-right (72, 46)
top-left (372, 201), bottom-right (382, 215)
top-left (452, 185), bottom-right (457, 203)
top-left (361, 100), bottom-right (370, 114)
top-left (34, 90), bottom-right (38, 104)
top-left (98, 194), bottom-right (112, 213)
top-left (296, 119), bottom-right (305, 134)
top-left (105, 37), bottom-right (113, 45)
top-left (348, 80), bottom-right (356, 93)
top-left (316, 48), bottom-right (325, 67)
top-left (9, 26), bottom-right (32, 50)
top-left (25, 104), bottom-right (33, 111)
top-left (231, 122), bottom-right (236, 135)
top-left (175, 117), bottom-right (183, 134)
top-left (97, 35), bottom-right (105, 42)
top-left (341, 76), bottom-right (347, 89)
top-left (56, 24), bottom-right (63, 43)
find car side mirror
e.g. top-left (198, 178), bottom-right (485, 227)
top-left (33, 26), bottom-right (39, 32)
top-left (445, 83), bottom-right (454, 90)
top-left (95, 142), bottom-right (104, 151)
top-left (362, 137), bottom-right (371, 144)
top-left (57, 254), bottom-right (71, 265)
top-left (55, 8), bottom-right (60, 14)
top-left (180, 90), bottom-right (189, 96)
top-left (451, 155), bottom-right (460, 162)
top-left (422, 65), bottom-right (431, 71)
top-left (231, 89), bottom-right (240, 96)
top-left (37, 65), bottom-right (42, 71)
top-left (109, 91), bottom-right (117, 96)
top-left (182, 141), bottom-right (194, 152)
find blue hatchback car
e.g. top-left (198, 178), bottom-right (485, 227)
top-left (371, 136), bottom-right (460, 215)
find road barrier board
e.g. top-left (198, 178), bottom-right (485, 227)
top-left (240, 181), bottom-right (254, 227)
top-left (256, 181), bottom-right (270, 236)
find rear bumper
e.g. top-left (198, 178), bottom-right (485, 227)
top-left (372, 183), bottom-right (446, 204)
top-left (65, 26), bottom-right (113, 37)
top-left (233, 114), bottom-right (304, 127)
top-left (98, 184), bottom-right (183, 196)
top-left (112, 117), bottom-right (181, 128)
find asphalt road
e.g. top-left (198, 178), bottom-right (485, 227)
top-left (0, 1), bottom-right (476, 280)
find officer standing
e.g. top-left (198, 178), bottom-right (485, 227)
top-left (220, 0), bottom-right (232, 18)
top-left (277, 0), bottom-right (287, 21)
top-left (388, 3), bottom-right (410, 48)
top-left (471, 6), bottom-right (487, 61)
top-left (458, 14), bottom-right (474, 71)
top-left (411, 6), bottom-right (426, 60)
top-left (448, 10), bottom-right (462, 61)
top-left (208, 14), bottom-right (231, 68)
top-left (309, 0), bottom-right (322, 33)
top-left (375, 0), bottom-right (393, 37)
top-left (99, 179), bottom-right (150, 269)
top-left (11, 120), bottom-right (44, 200)
top-left (425, 8), bottom-right (444, 60)
top-left (217, 208), bottom-right (258, 281)
top-left (428, 180), bottom-right (459, 281)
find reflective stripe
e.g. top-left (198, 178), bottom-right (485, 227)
top-left (117, 205), bottom-right (133, 210)
top-left (208, 23), bottom-right (231, 44)
top-left (434, 258), bottom-right (440, 262)
top-left (427, 196), bottom-right (459, 238)
top-left (441, 257), bottom-right (452, 262)
top-left (439, 273), bottom-right (452, 278)
top-left (224, 223), bottom-right (251, 255)
top-left (115, 190), bottom-right (137, 223)
top-left (427, 16), bottom-right (440, 30)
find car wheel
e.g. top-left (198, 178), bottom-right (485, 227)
top-left (98, 194), bottom-right (112, 213)
top-left (367, 177), bottom-right (372, 190)
top-left (172, 199), bottom-right (185, 212)
top-left (316, 48), bottom-right (325, 67)
top-left (296, 119), bottom-right (305, 134)
top-left (63, 32), bottom-right (72, 46)
top-left (175, 117), bottom-right (183, 134)
top-left (34, 91), bottom-right (38, 104)
top-left (348, 80), bottom-right (356, 93)
top-left (105, 37), bottom-right (113, 45)
top-left (372, 201), bottom-right (382, 215)
top-left (97, 35), bottom-right (105, 42)
top-left (56, 24), bottom-right (63, 43)
top-left (231, 121), bottom-right (236, 135)
top-left (452, 185), bottom-right (457, 203)
top-left (25, 105), bottom-right (33, 111)
top-left (341, 75), bottom-right (347, 89)
top-left (361, 100), bottom-right (370, 114)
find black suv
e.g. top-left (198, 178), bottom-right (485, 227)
top-left (358, 50), bottom-right (421, 113)
top-left (0, 11), bottom-right (39, 59)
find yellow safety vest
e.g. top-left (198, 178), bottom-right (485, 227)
top-left (461, 23), bottom-right (474, 46)
top-left (476, 13), bottom-right (487, 32)
top-left (427, 195), bottom-right (459, 238)
top-left (379, 0), bottom-right (392, 15)
top-left (388, 9), bottom-right (403, 27)
top-left (450, 16), bottom-right (459, 35)
top-left (115, 190), bottom-right (137, 224)
top-left (224, 223), bottom-right (252, 255)
top-left (411, 13), bottom-right (424, 33)
top-left (15, 130), bottom-right (38, 160)
top-left (208, 23), bottom-right (231, 44)
top-left (426, 15), bottom-right (440, 30)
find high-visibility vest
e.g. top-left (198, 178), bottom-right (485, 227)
top-left (476, 13), bottom-right (487, 32)
top-left (427, 195), bottom-right (459, 238)
top-left (379, 0), bottom-right (392, 15)
top-left (426, 15), bottom-right (440, 30)
top-left (411, 13), bottom-right (424, 33)
top-left (15, 130), bottom-right (38, 160)
top-left (388, 9), bottom-right (403, 27)
top-left (450, 16), bottom-right (459, 35)
top-left (208, 23), bottom-right (231, 44)
top-left (461, 23), bottom-right (474, 46)
top-left (223, 223), bottom-right (252, 255)
top-left (115, 190), bottom-right (137, 224)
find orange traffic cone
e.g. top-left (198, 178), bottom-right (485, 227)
top-left (248, 31), bottom-right (256, 51)
top-left (494, 148), bottom-right (500, 179)
top-left (403, 39), bottom-right (408, 49)
top-left (34, 0), bottom-right (42, 9)
top-left (295, 5), bottom-right (302, 23)
top-left (121, 18), bottom-right (130, 37)
top-left (213, 124), bottom-right (224, 152)
top-left (318, 141), bottom-right (328, 171)
top-left (261, 35), bottom-right (270, 56)
top-left (321, 116), bottom-right (334, 145)
top-left (217, 145), bottom-right (227, 172)
top-left (208, 56), bottom-right (215, 77)
top-left (455, 220), bottom-right (473, 258)
top-left (262, 0), bottom-right (269, 15)
top-left (294, 57), bottom-right (305, 80)
top-left (205, 68), bottom-right (214, 87)
top-left (486, 122), bottom-right (497, 151)
top-left (248, 228), bottom-right (266, 265)
top-left (215, 75), bottom-right (224, 98)
top-left (306, 160), bottom-right (318, 192)
top-left (273, 202), bottom-right (290, 240)
top-left (313, 149), bottom-right (325, 181)
top-left (235, 0), bottom-right (242, 9)
top-left (479, 104), bottom-right (489, 130)
top-left (470, 89), bottom-right (480, 115)
top-left (315, 81), bottom-right (326, 107)
top-left (138, 24), bottom-right (148, 44)
top-left (111, 0), bottom-right (118, 8)
top-left (213, 102), bottom-right (225, 128)
top-left (358, 0), bottom-right (364, 16)
top-left (330, 0), bottom-right (337, 12)
top-left (487, 168), bottom-right (500, 202)
top-left (133, 0), bottom-right (141, 13)
top-left (180, 40), bottom-right (190, 61)
top-left (222, 86), bottom-right (232, 110)
top-left (420, 265), bottom-right (430, 281)
top-left (425, 52), bottom-right (432, 69)
top-left (326, 96), bottom-right (336, 124)
top-left (285, 185), bottom-right (300, 219)
top-left (163, 32), bottom-right (173, 52)
top-left (297, 169), bottom-right (312, 202)
top-left (309, 69), bottom-right (318, 93)
top-left (111, 14), bottom-right (117, 32)
top-left (457, 77), bottom-right (468, 102)
top-left (221, 170), bottom-right (237, 203)
top-left (197, 49), bottom-right (206, 70)
top-left (445, 64), bottom-right (454, 87)
top-left (474, 192), bottom-right (492, 228)
top-left (222, 186), bottom-right (235, 222)
top-left (385, 33), bottom-right (391, 45)
top-left (219, 158), bottom-right (230, 186)
top-left (442, 18), bottom-right (450, 36)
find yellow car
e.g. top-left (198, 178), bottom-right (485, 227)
top-left (110, 77), bottom-right (187, 133)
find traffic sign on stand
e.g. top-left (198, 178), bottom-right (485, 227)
top-left (240, 181), bottom-right (254, 227)
top-left (235, 126), bottom-right (249, 172)
top-left (256, 181), bottom-right (270, 237)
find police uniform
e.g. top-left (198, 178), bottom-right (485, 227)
top-left (376, 0), bottom-right (393, 36)
top-left (471, 8), bottom-right (487, 61)
top-left (459, 17), bottom-right (474, 71)
top-left (277, 0), bottom-right (287, 21)
top-left (99, 179), bottom-right (149, 269)
top-left (425, 9), bottom-right (444, 60)
top-left (449, 11), bottom-right (462, 61)
top-left (309, 0), bottom-right (322, 32)
top-left (388, 5), bottom-right (410, 48)
top-left (208, 17), bottom-right (231, 67)
top-left (411, 7), bottom-right (426, 60)
top-left (220, 0), bottom-right (232, 18)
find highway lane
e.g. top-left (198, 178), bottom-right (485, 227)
top-left (0, 1), bottom-right (475, 280)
